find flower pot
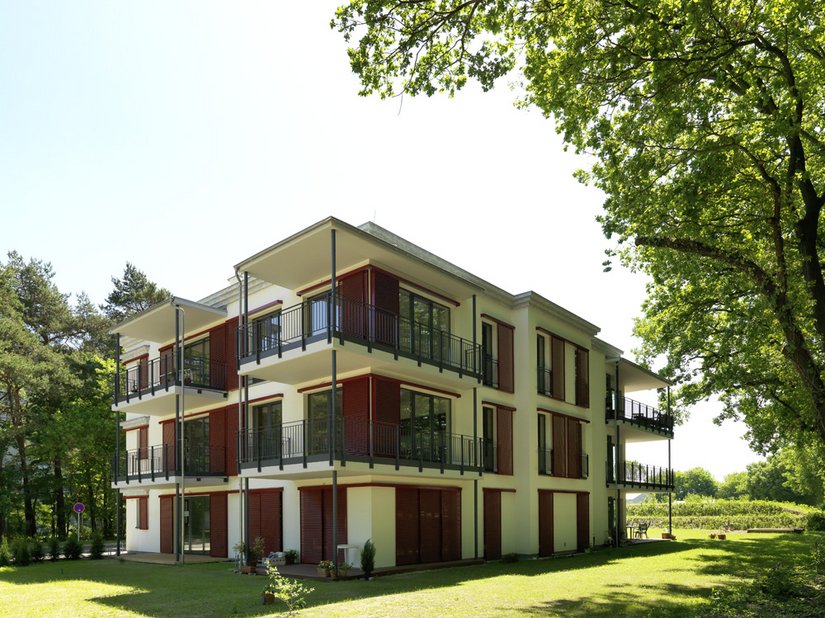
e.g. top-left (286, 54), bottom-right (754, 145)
top-left (717, 534), bottom-right (726, 540)
top-left (661, 533), bottom-right (672, 540)
top-left (316, 567), bottom-right (329, 577)
top-left (262, 592), bottom-right (275, 605)
top-left (709, 533), bottom-right (716, 539)
top-left (240, 565), bottom-right (254, 574)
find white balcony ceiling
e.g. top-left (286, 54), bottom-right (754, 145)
top-left (111, 297), bottom-right (227, 343)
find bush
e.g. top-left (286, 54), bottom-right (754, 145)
top-left (812, 539), bottom-right (825, 575)
top-left (757, 564), bottom-right (801, 599)
top-left (500, 553), bottom-right (519, 563)
top-left (11, 538), bottom-right (31, 566)
top-left (0, 538), bottom-right (10, 566)
top-left (48, 537), bottom-right (60, 561)
top-left (627, 499), bottom-right (815, 530)
top-left (264, 564), bottom-right (314, 616)
top-left (63, 536), bottom-right (83, 560)
top-left (29, 538), bottom-right (44, 563)
top-left (360, 539), bottom-right (375, 578)
top-left (89, 532), bottom-right (104, 559)
top-left (806, 510), bottom-right (825, 531)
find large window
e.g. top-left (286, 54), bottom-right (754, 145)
top-left (304, 293), bottom-right (329, 337)
top-left (184, 338), bottom-right (210, 386)
top-left (253, 311), bottom-right (280, 353)
top-left (399, 289), bottom-right (450, 360)
top-left (306, 388), bottom-right (342, 454)
top-left (184, 416), bottom-right (210, 472)
top-left (399, 389), bottom-right (451, 462)
top-left (252, 400), bottom-right (283, 460)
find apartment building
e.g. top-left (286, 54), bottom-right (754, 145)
top-left (111, 217), bottom-right (674, 567)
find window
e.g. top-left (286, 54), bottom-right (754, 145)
top-left (304, 293), bottom-right (329, 337)
top-left (537, 414), bottom-right (549, 474)
top-left (184, 338), bottom-right (210, 386)
top-left (482, 406), bottom-right (496, 472)
top-left (252, 400), bottom-right (283, 460)
top-left (482, 323), bottom-right (496, 387)
top-left (537, 335), bottom-right (550, 395)
top-left (399, 289), bottom-right (450, 360)
top-left (536, 331), bottom-right (565, 400)
top-left (184, 416), bottom-right (210, 472)
top-left (481, 317), bottom-right (514, 391)
top-left (306, 388), bottom-right (342, 454)
top-left (253, 311), bottom-right (280, 353)
top-left (136, 497), bottom-right (148, 530)
top-left (399, 389), bottom-right (451, 462)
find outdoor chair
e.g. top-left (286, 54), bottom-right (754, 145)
top-left (635, 522), bottom-right (649, 539)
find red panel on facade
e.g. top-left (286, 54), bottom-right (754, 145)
top-left (552, 415), bottom-right (566, 477)
top-left (339, 271), bottom-right (368, 339)
top-left (343, 376), bottom-right (370, 456)
top-left (160, 346), bottom-right (174, 384)
top-left (575, 348), bottom-right (589, 407)
top-left (260, 490), bottom-right (283, 554)
top-left (322, 488), bottom-right (348, 562)
top-left (209, 408), bottom-right (225, 474)
top-left (248, 491), bottom-right (262, 550)
top-left (225, 317), bottom-right (239, 391)
top-left (209, 323), bottom-right (227, 390)
top-left (210, 493), bottom-right (228, 558)
top-left (418, 489), bottom-right (441, 564)
top-left (484, 491), bottom-right (501, 560)
top-left (373, 376), bottom-right (400, 458)
top-left (225, 405), bottom-right (239, 477)
top-left (551, 336), bottom-right (565, 400)
top-left (567, 419), bottom-right (582, 479)
top-left (538, 490), bottom-right (554, 557)
top-left (300, 490), bottom-right (323, 565)
top-left (138, 497), bottom-right (149, 530)
top-left (497, 324), bottom-right (515, 392)
top-left (372, 271), bottom-right (399, 346)
top-left (576, 493), bottom-right (590, 552)
top-left (395, 487), bottom-right (419, 566)
top-left (160, 495), bottom-right (173, 554)
top-left (440, 490), bottom-right (461, 562)
top-left (162, 421), bottom-right (176, 474)
top-left (496, 407), bottom-right (513, 475)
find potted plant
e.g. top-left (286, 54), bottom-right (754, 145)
top-left (709, 533), bottom-right (717, 539)
top-left (361, 539), bottom-right (376, 580)
top-left (318, 559), bottom-right (334, 577)
top-left (284, 549), bottom-right (299, 565)
top-left (717, 531), bottom-right (727, 540)
top-left (338, 562), bottom-right (352, 578)
top-left (250, 536), bottom-right (266, 574)
top-left (234, 541), bottom-right (252, 574)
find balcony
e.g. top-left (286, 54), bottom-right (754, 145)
top-left (537, 448), bottom-right (589, 479)
top-left (112, 444), bottom-right (226, 486)
top-left (114, 356), bottom-right (228, 414)
top-left (239, 293), bottom-right (483, 383)
top-left (239, 417), bottom-right (490, 475)
top-left (606, 395), bottom-right (673, 437)
top-left (607, 461), bottom-right (674, 490)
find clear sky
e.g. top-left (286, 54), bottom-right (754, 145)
top-left (0, 1), bottom-right (763, 479)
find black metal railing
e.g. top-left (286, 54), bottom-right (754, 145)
top-left (113, 443), bottom-right (225, 483)
top-left (116, 356), bottom-right (227, 403)
top-left (606, 394), bottom-right (674, 434)
top-left (241, 293), bottom-right (483, 379)
top-left (537, 367), bottom-right (553, 397)
top-left (239, 416), bottom-right (491, 474)
top-left (537, 448), bottom-right (589, 479)
top-left (607, 461), bottom-right (674, 489)
top-left (481, 355), bottom-right (499, 388)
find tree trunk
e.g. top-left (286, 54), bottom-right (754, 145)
top-left (87, 477), bottom-right (97, 533)
top-left (54, 459), bottom-right (66, 538)
top-left (16, 435), bottom-right (36, 537)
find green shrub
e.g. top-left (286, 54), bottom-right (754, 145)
top-left (63, 536), bottom-right (83, 560)
top-left (29, 538), bottom-right (44, 562)
top-left (0, 538), bottom-right (10, 566)
top-left (264, 563), bottom-right (314, 616)
top-left (812, 539), bottom-right (825, 575)
top-left (500, 553), bottom-right (519, 563)
top-left (89, 532), bottom-right (104, 560)
top-left (627, 499), bottom-right (814, 530)
top-left (48, 537), bottom-right (60, 561)
top-left (757, 564), bottom-right (801, 599)
top-left (806, 510), bottom-right (825, 531)
top-left (11, 537), bottom-right (31, 566)
top-left (360, 539), bottom-right (375, 578)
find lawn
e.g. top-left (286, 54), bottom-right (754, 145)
top-left (0, 530), bottom-right (821, 617)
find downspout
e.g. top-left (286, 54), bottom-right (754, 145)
top-left (234, 268), bottom-right (245, 565)
top-left (330, 228), bottom-right (338, 570)
top-left (115, 332), bottom-right (121, 557)
top-left (174, 305), bottom-right (181, 562)
top-left (177, 304), bottom-right (186, 564)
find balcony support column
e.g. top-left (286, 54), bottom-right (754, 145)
top-left (331, 470), bottom-right (338, 570)
top-left (243, 271), bottom-right (249, 356)
top-left (330, 350), bottom-right (337, 467)
top-left (115, 489), bottom-right (121, 556)
top-left (473, 479), bottom-right (478, 559)
top-left (330, 228), bottom-right (337, 343)
top-left (667, 412), bottom-right (673, 534)
top-left (114, 333), bottom-right (121, 405)
top-left (615, 360), bottom-right (621, 417)
top-left (472, 295), bottom-right (477, 377)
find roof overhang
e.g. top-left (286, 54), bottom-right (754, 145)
top-left (110, 297), bottom-right (227, 342)
top-left (616, 358), bottom-right (670, 391)
top-left (235, 217), bottom-right (482, 301)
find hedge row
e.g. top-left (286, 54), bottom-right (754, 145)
top-left (628, 499), bottom-right (815, 518)
top-left (627, 514), bottom-right (808, 530)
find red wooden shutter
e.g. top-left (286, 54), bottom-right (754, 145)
top-left (248, 491), bottom-right (262, 550)
top-left (159, 345), bottom-right (174, 385)
top-left (372, 271), bottom-right (399, 346)
top-left (159, 495), bottom-right (173, 553)
top-left (138, 427), bottom-right (148, 463)
top-left (552, 415), bottom-right (567, 477)
top-left (483, 490), bottom-right (501, 560)
top-left (576, 493), bottom-right (590, 552)
top-left (225, 316), bottom-right (238, 391)
top-left (395, 487), bottom-right (419, 565)
top-left (210, 493), bottom-right (228, 557)
top-left (138, 358), bottom-right (148, 391)
top-left (567, 419), bottom-right (582, 479)
top-left (339, 270), bottom-right (368, 339)
top-left (209, 323), bottom-right (227, 390)
top-left (321, 487), bottom-right (348, 562)
top-left (343, 376), bottom-right (370, 455)
top-left (418, 489), bottom-right (441, 563)
top-left (138, 497), bottom-right (149, 530)
top-left (162, 421), bottom-right (176, 474)
top-left (497, 324), bottom-right (515, 392)
top-left (373, 377), bottom-right (400, 457)
top-left (209, 408), bottom-right (225, 474)
top-left (538, 490), bottom-right (554, 557)
top-left (575, 348), bottom-right (589, 407)
top-left (440, 490), bottom-right (461, 562)
top-left (496, 407), bottom-right (513, 476)
top-left (225, 405), bottom-right (239, 476)
top-left (551, 336), bottom-right (565, 400)
top-left (300, 489), bottom-right (323, 564)
top-left (260, 490), bottom-right (282, 554)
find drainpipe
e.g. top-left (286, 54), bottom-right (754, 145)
top-left (177, 304), bottom-right (186, 564)
top-left (473, 479), bottom-right (478, 560)
top-left (174, 305), bottom-right (181, 562)
top-left (115, 332), bottom-right (121, 556)
top-left (330, 228), bottom-right (339, 570)
top-left (234, 268), bottom-right (245, 563)
top-left (332, 470), bottom-right (338, 570)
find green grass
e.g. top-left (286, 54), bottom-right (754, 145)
top-left (0, 530), bottom-right (821, 617)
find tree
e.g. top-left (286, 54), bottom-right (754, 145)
top-left (102, 263), bottom-right (169, 323)
top-left (718, 471), bottom-right (749, 500)
top-left (674, 467), bottom-right (718, 500)
top-left (333, 2), bottom-right (825, 457)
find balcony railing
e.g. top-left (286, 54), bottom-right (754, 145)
top-left (115, 356), bottom-right (227, 403)
top-left (239, 416), bottom-right (491, 474)
top-left (606, 394), bottom-right (674, 434)
top-left (113, 443), bottom-right (226, 483)
top-left (241, 293), bottom-right (483, 380)
top-left (607, 461), bottom-right (674, 490)
top-left (537, 448), bottom-right (589, 479)
top-left (537, 367), bottom-right (554, 397)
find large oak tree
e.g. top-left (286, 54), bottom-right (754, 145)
top-left (333, 1), bottom-right (825, 457)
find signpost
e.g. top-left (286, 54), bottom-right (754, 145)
top-left (74, 502), bottom-right (85, 543)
